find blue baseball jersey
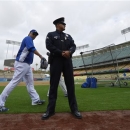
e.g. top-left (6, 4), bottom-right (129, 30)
top-left (16, 36), bottom-right (36, 64)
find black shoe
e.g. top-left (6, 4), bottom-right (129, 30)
top-left (72, 110), bottom-right (82, 119)
top-left (41, 111), bottom-right (55, 120)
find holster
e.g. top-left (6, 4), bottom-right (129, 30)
top-left (48, 54), bottom-right (53, 64)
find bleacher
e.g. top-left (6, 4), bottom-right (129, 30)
top-left (72, 41), bottom-right (130, 79)
top-left (0, 71), bottom-right (47, 81)
top-left (73, 45), bottom-right (130, 68)
top-left (0, 73), bottom-right (5, 78)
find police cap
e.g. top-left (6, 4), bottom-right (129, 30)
top-left (53, 17), bottom-right (66, 25)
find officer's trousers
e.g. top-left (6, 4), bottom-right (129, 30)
top-left (47, 57), bottom-right (78, 113)
top-left (47, 75), bottom-right (67, 96)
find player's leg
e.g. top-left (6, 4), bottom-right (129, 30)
top-left (59, 76), bottom-right (68, 96)
top-left (24, 66), bottom-right (45, 105)
top-left (47, 88), bottom-right (50, 97)
top-left (0, 61), bottom-right (29, 111)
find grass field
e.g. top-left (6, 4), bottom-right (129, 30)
top-left (0, 82), bottom-right (130, 114)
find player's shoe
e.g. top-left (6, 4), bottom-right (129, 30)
top-left (0, 106), bottom-right (9, 112)
top-left (64, 94), bottom-right (68, 97)
top-left (32, 100), bottom-right (45, 105)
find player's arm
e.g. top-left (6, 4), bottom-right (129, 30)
top-left (25, 37), bottom-right (43, 59)
top-left (28, 46), bottom-right (43, 59)
top-left (34, 50), bottom-right (43, 59)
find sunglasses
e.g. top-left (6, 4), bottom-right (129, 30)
top-left (59, 22), bottom-right (66, 25)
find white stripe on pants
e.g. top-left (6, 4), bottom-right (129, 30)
top-left (0, 61), bottom-right (39, 106)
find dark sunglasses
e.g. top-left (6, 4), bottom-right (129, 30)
top-left (59, 22), bottom-right (66, 25)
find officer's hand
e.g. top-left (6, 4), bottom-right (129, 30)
top-left (62, 52), bottom-right (65, 57)
top-left (62, 51), bottom-right (70, 58)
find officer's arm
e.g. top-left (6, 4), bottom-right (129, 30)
top-left (46, 33), bottom-right (62, 55)
top-left (69, 35), bottom-right (76, 55)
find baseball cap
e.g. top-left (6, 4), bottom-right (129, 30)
top-left (30, 29), bottom-right (39, 35)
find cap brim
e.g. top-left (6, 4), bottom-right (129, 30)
top-left (59, 22), bottom-right (66, 25)
top-left (33, 32), bottom-right (39, 35)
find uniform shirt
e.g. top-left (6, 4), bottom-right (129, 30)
top-left (16, 36), bottom-right (36, 64)
top-left (46, 30), bottom-right (76, 57)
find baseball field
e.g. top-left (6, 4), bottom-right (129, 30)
top-left (0, 80), bottom-right (130, 129)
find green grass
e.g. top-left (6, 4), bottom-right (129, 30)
top-left (0, 84), bottom-right (130, 114)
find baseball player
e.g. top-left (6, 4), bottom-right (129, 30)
top-left (0, 29), bottom-right (45, 112)
top-left (47, 75), bottom-right (68, 97)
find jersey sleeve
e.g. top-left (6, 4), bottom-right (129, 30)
top-left (25, 37), bottom-right (36, 52)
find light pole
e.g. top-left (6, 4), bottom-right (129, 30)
top-left (35, 63), bottom-right (38, 71)
top-left (121, 27), bottom-right (130, 42)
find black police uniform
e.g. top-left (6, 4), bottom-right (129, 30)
top-left (46, 30), bottom-right (78, 113)
top-left (42, 17), bottom-right (82, 120)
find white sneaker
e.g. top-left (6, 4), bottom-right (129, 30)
top-left (32, 100), bottom-right (45, 105)
top-left (64, 94), bottom-right (68, 97)
top-left (0, 106), bottom-right (9, 112)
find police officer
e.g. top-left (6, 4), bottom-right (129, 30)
top-left (42, 17), bottom-right (82, 119)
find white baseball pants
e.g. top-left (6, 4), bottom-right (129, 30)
top-left (0, 61), bottom-right (40, 106)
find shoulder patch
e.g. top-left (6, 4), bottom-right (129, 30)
top-left (54, 36), bottom-right (59, 39)
top-left (46, 36), bottom-right (49, 39)
top-left (65, 34), bottom-right (69, 37)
